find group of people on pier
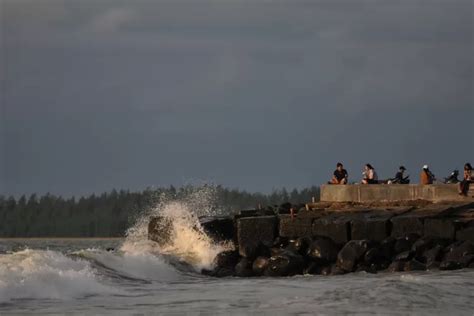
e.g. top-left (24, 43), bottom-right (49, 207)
top-left (329, 162), bottom-right (473, 196)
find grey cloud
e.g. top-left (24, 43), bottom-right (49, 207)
top-left (1, 0), bottom-right (473, 196)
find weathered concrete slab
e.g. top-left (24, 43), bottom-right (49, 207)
top-left (351, 211), bottom-right (391, 242)
top-left (351, 208), bottom-right (411, 242)
top-left (390, 204), bottom-right (466, 238)
top-left (423, 219), bottom-right (459, 240)
top-left (321, 184), bottom-right (473, 203)
top-left (279, 215), bottom-right (315, 238)
top-left (237, 216), bottom-right (277, 257)
top-left (312, 212), bottom-right (354, 244)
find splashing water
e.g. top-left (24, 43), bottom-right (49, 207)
top-left (0, 249), bottom-right (117, 302)
top-left (121, 186), bottom-right (232, 271)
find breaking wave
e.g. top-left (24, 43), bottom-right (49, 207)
top-left (0, 249), bottom-right (117, 302)
top-left (122, 186), bottom-right (232, 271)
top-left (0, 186), bottom-right (231, 303)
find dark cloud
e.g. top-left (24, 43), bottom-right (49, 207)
top-left (1, 0), bottom-right (473, 196)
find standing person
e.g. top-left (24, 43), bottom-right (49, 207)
top-left (330, 162), bottom-right (348, 184)
top-left (459, 163), bottom-right (473, 196)
top-left (420, 165), bottom-right (435, 185)
top-left (362, 164), bottom-right (378, 184)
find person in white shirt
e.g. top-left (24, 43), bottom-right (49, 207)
top-left (362, 164), bottom-right (378, 184)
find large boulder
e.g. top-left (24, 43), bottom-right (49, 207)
top-left (394, 234), bottom-right (420, 255)
top-left (387, 261), bottom-right (405, 272)
top-left (379, 236), bottom-right (396, 260)
top-left (213, 250), bottom-right (240, 269)
top-left (440, 241), bottom-right (474, 270)
top-left (404, 259), bottom-right (426, 271)
top-left (336, 240), bottom-right (371, 272)
top-left (148, 216), bottom-right (173, 246)
top-left (237, 216), bottom-right (277, 258)
top-left (252, 256), bottom-right (270, 276)
top-left (364, 247), bottom-right (386, 265)
top-left (235, 258), bottom-right (254, 277)
top-left (286, 237), bottom-right (311, 256)
top-left (422, 245), bottom-right (444, 267)
top-left (306, 238), bottom-right (339, 264)
top-left (265, 250), bottom-right (305, 277)
top-left (443, 241), bottom-right (474, 262)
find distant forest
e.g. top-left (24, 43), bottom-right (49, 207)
top-left (0, 185), bottom-right (320, 237)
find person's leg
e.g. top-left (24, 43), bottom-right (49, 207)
top-left (462, 181), bottom-right (470, 195)
top-left (460, 180), bottom-right (469, 195)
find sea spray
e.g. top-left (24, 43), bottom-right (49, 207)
top-left (122, 185), bottom-right (232, 271)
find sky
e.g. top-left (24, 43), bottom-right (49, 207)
top-left (0, 0), bottom-right (473, 197)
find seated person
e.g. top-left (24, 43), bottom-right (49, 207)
top-left (390, 166), bottom-right (410, 184)
top-left (444, 170), bottom-right (460, 184)
top-left (362, 164), bottom-right (378, 184)
top-left (420, 165), bottom-right (436, 185)
top-left (330, 162), bottom-right (348, 184)
top-left (459, 163), bottom-right (472, 196)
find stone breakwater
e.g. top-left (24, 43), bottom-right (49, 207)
top-left (148, 201), bottom-right (474, 277)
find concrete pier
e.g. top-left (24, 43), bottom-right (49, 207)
top-left (148, 184), bottom-right (474, 277)
top-left (320, 184), bottom-right (473, 203)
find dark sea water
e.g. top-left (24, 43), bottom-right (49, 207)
top-left (1, 238), bottom-right (473, 315)
top-left (1, 197), bottom-right (474, 315)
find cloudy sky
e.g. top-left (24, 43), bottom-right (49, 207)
top-left (1, 0), bottom-right (473, 196)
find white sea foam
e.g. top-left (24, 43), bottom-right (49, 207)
top-left (122, 187), bottom-right (232, 271)
top-left (77, 247), bottom-right (180, 282)
top-left (0, 249), bottom-right (116, 302)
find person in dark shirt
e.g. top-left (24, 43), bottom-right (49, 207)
top-left (444, 170), bottom-right (460, 184)
top-left (330, 162), bottom-right (348, 184)
top-left (391, 166), bottom-right (410, 184)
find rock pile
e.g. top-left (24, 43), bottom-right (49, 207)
top-left (205, 234), bottom-right (474, 277)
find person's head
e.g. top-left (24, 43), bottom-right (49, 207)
top-left (336, 162), bottom-right (343, 171)
top-left (423, 164), bottom-right (429, 171)
top-left (399, 166), bottom-right (406, 172)
top-left (365, 164), bottom-right (374, 171)
top-left (465, 163), bottom-right (473, 171)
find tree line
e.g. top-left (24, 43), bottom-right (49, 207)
top-left (0, 185), bottom-right (320, 237)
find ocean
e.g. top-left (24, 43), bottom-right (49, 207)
top-left (1, 200), bottom-right (474, 315)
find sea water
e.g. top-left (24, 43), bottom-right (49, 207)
top-left (1, 198), bottom-right (473, 315)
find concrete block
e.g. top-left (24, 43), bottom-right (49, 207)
top-left (391, 216), bottom-right (424, 238)
top-left (320, 185), bottom-right (359, 202)
top-left (351, 214), bottom-right (392, 242)
top-left (237, 216), bottom-right (277, 257)
top-left (313, 214), bottom-right (351, 244)
top-left (359, 186), bottom-right (390, 202)
top-left (320, 184), bottom-right (472, 203)
top-left (391, 205), bottom-right (459, 238)
top-left (423, 218), bottom-right (457, 240)
top-left (456, 227), bottom-right (474, 242)
top-left (279, 215), bottom-right (314, 238)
